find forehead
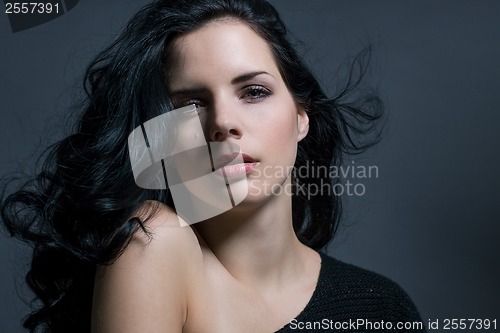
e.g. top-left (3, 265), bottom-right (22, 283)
top-left (167, 20), bottom-right (280, 87)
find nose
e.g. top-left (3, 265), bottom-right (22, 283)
top-left (207, 100), bottom-right (242, 142)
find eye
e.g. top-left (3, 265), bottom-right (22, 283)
top-left (242, 86), bottom-right (272, 102)
top-left (174, 99), bottom-right (205, 109)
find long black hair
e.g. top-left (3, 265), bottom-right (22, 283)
top-left (1, 0), bottom-right (382, 332)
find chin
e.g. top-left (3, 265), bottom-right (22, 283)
top-left (238, 177), bottom-right (292, 205)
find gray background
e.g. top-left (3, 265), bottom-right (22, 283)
top-left (1, 0), bottom-right (499, 332)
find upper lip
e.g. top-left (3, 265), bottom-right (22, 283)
top-left (213, 153), bottom-right (257, 170)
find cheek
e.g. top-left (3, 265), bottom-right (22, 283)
top-left (261, 103), bottom-right (300, 161)
top-left (268, 100), bottom-right (300, 142)
top-left (245, 88), bottom-right (300, 153)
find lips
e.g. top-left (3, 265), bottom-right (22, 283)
top-left (213, 153), bottom-right (259, 177)
top-left (213, 153), bottom-right (255, 169)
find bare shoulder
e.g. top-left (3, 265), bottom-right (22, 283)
top-left (129, 200), bottom-right (201, 250)
top-left (91, 201), bottom-right (203, 333)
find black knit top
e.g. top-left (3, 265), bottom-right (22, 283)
top-left (275, 252), bottom-right (426, 332)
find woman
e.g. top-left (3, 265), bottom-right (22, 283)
top-left (1, 0), bottom-right (424, 332)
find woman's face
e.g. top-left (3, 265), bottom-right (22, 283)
top-left (166, 19), bottom-right (309, 209)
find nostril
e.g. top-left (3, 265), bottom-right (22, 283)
top-left (213, 131), bottom-right (225, 142)
top-left (210, 127), bottom-right (241, 142)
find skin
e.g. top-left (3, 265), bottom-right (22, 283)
top-left (92, 19), bottom-right (321, 333)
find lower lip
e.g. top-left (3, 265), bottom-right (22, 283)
top-left (219, 162), bottom-right (259, 178)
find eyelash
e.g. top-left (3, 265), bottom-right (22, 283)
top-left (241, 85), bottom-right (272, 102)
top-left (173, 85), bottom-right (272, 108)
top-left (177, 100), bottom-right (205, 109)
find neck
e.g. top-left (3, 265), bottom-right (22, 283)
top-left (194, 187), bottom-right (313, 293)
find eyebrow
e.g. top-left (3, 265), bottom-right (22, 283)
top-left (230, 71), bottom-right (274, 84)
top-left (169, 87), bottom-right (207, 97)
top-left (169, 71), bottom-right (274, 97)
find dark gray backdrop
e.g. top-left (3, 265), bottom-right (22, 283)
top-left (1, 1), bottom-right (499, 332)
